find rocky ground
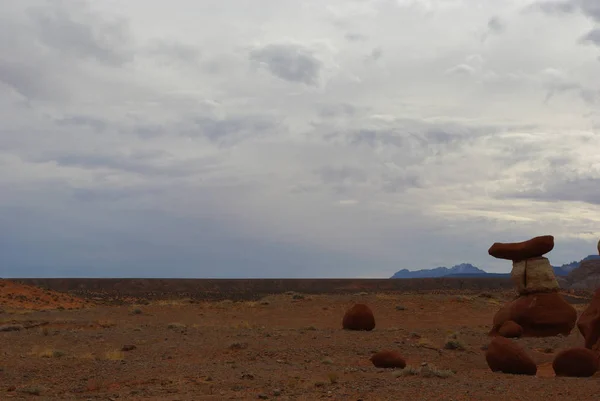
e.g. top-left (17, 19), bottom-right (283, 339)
top-left (1, 281), bottom-right (600, 400)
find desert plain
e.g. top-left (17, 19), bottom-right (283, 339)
top-left (1, 278), bottom-right (600, 401)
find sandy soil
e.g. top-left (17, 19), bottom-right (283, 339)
top-left (1, 283), bottom-right (600, 400)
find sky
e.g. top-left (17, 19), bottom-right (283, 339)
top-left (1, 0), bottom-right (600, 278)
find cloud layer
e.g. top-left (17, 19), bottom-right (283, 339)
top-left (2, 0), bottom-right (600, 278)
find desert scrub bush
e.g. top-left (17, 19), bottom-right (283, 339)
top-left (130, 308), bottom-right (143, 315)
top-left (444, 332), bottom-right (466, 350)
top-left (420, 365), bottom-right (455, 378)
top-left (21, 385), bottom-right (44, 395)
top-left (103, 350), bottom-right (125, 361)
top-left (393, 365), bottom-right (455, 379)
top-left (167, 322), bottom-right (187, 330)
top-left (327, 372), bottom-right (339, 384)
top-left (39, 349), bottom-right (67, 358)
top-left (392, 366), bottom-right (420, 377)
top-left (444, 338), bottom-right (466, 350)
top-left (97, 319), bottom-right (116, 328)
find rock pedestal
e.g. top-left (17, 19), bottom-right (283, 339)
top-left (490, 292), bottom-right (577, 337)
top-left (511, 257), bottom-right (559, 295)
top-left (488, 235), bottom-right (577, 338)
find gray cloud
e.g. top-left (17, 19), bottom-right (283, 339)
top-left (529, 0), bottom-right (600, 22)
top-left (487, 16), bottom-right (505, 34)
top-left (580, 28), bottom-right (600, 46)
top-left (3, 0), bottom-right (600, 279)
top-left (249, 43), bottom-right (323, 86)
top-left (27, 1), bottom-right (133, 66)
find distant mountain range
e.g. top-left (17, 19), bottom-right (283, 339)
top-left (390, 256), bottom-right (600, 279)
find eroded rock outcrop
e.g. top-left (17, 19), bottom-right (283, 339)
top-left (490, 292), bottom-right (577, 337)
top-left (577, 288), bottom-right (600, 351)
top-left (488, 236), bottom-right (577, 338)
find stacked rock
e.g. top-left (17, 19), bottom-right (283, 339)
top-left (487, 235), bottom-right (577, 337)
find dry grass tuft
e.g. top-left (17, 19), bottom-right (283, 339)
top-left (393, 364), bottom-right (455, 378)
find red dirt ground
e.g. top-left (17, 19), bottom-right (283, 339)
top-left (1, 285), bottom-right (600, 400)
top-left (0, 280), bottom-right (93, 311)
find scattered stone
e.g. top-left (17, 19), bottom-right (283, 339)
top-left (369, 350), bottom-right (406, 369)
top-left (258, 393), bottom-right (269, 399)
top-left (552, 347), bottom-right (599, 377)
top-left (342, 303), bottom-right (375, 331)
top-left (488, 235), bottom-right (554, 261)
top-left (577, 288), bottom-right (600, 351)
top-left (395, 305), bottom-right (406, 311)
top-left (121, 345), bottom-right (136, 351)
top-left (497, 320), bottom-right (523, 339)
top-left (485, 337), bottom-right (537, 376)
top-left (490, 292), bottom-right (576, 337)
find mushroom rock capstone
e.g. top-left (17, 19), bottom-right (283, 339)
top-left (488, 235), bottom-right (554, 262)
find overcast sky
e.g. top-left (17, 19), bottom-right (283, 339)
top-left (1, 0), bottom-right (600, 278)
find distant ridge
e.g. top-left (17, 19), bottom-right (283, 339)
top-left (391, 263), bottom-right (487, 279)
top-left (390, 256), bottom-right (600, 279)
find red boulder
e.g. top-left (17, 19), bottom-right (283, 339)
top-left (553, 347), bottom-right (599, 377)
top-left (488, 235), bottom-right (554, 261)
top-left (577, 288), bottom-right (600, 350)
top-left (342, 303), bottom-right (375, 331)
top-left (370, 350), bottom-right (406, 369)
top-left (498, 320), bottom-right (523, 338)
top-left (485, 337), bottom-right (537, 375)
top-left (490, 292), bottom-right (576, 337)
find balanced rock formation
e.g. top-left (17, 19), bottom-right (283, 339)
top-left (497, 320), bottom-right (523, 338)
top-left (370, 350), bottom-right (406, 369)
top-left (577, 288), bottom-right (600, 351)
top-left (342, 303), bottom-right (375, 331)
top-left (552, 347), bottom-right (599, 377)
top-left (488, 235), bottom-right (554, 262)
top-left (488, 235), bottom-right (577, 337)
top-left (485, 337), bottom-right (537, 375)
top-left (490, 292), bottom-right (577, 337)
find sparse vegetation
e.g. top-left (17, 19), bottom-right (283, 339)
top-left (167, 322), bottom-right (187, 330)
top-left (393, 364), bottom-right (455, 379)
top-left (103, 350), bottom-right (125, 361)
top-left (327, 372), bottom-right (339, 384)
top-left (444, 332), bottom-right (466, 350)
top-left (21, 385), bottom-right (44, 395)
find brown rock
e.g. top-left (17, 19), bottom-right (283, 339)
top-left (485, 337), bottom-right (537, 375)
top-left (552, 347), bottom-right (599, 377)
top-left (498, 320), bottom-right (523, 338)
top-left (369, 350), bottom-right (406, 369)
top-left (488, 235), bottom-right (554, 261)
top-left (490, 292), bottom-right (577, 337)
top-left (342, 303), bottom-right (375, 331)
top-left (577, 288), bottom-right (600, 350)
